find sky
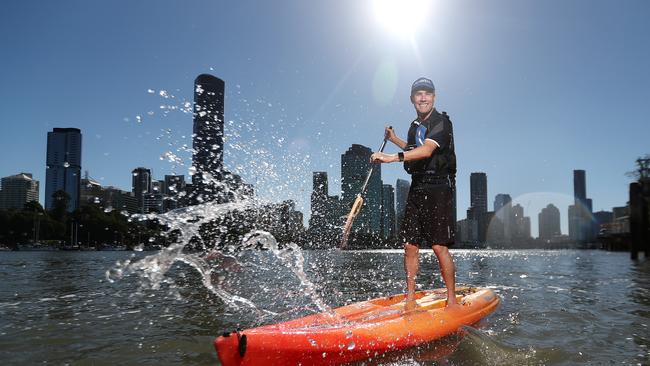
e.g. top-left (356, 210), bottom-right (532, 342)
top-left (1, 0), bottom-right (649, 237)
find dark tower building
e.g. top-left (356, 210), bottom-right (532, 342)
top-left (132, 167), bottom-right (152, 213)
top-left (574, 170), bottom-right (586, 204)
top-left (45, 128), bottom-right (82, 212)
top-left (192, 74), bottom-right (225, 203)
top-left (470, 172), bottom-right (488, 214)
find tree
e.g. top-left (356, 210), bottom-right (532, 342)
top-left (627, 155), bottom-right (650, 182)
top-left (50, 190), bottom-right (70, 222)
top-left (23, 201), bottom-right (45, 214)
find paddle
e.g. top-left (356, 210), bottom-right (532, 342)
top-left (340, 127), bottom-right (391, 249)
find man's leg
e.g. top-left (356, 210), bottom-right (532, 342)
top-left (432, 244), bottom-right (457, 306)
top-left (404, 243), bottom-right (419, 302)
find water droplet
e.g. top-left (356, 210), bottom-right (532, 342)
top-left (188, 166), bottom-right (197, 176)
top-left (147, 89), bottom-right (155, 94)
top-left (63, 162), bottom-right (70, 168)
top-left (322, 352), bottom-right (327, 358)
top-left (346, 330), bottom-right (353, 338)
top-left (347, 341), bottom-right (355, 350)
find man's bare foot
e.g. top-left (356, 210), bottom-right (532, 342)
top-left (404, 299), bottom-right (419, 311)
top-left (445, 298), bottom-right (462, 309)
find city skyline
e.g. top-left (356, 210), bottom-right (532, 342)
top-left (1, 1), bottom-right (649, 238)
top-left (0, 127), bottom-right (629, 239)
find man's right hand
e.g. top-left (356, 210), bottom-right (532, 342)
top-left (385, 126), bottom-right (396, 142)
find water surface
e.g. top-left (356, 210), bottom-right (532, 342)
top-left (0, 249), bottom-right (648, 365)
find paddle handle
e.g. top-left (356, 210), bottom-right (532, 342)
top-left (359, 126), bottom-right (392, 196)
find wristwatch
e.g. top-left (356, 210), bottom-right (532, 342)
top-left (398, 152), bottom-right (404, 162)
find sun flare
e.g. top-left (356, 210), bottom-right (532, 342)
top-left (373, 0), bottom-right (430, 39)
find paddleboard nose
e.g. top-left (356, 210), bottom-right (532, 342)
top-left (215, 331), bottom-right (244, 366)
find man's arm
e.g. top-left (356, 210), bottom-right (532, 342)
top-left (385, 127), bottom-right (408, 150)
top-left (371, 140), bottom-right (437, 163)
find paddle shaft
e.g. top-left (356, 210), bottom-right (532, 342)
top-left (359, 130), bottom-right (390, 198)
top-left (340, 126), bottom-right (393, 249)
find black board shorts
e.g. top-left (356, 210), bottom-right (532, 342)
top-left (400, 177), bottom-right (456, 247)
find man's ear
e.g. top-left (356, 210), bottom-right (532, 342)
top-left (410, 94), bottom-right (415, 104)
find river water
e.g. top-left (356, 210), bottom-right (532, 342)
top-left (0, 249), bottom-right (648, 365)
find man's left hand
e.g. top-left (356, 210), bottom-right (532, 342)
top-left (370, 152), bottom-right (398, 164)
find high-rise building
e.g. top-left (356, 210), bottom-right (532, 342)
top-left (164, 175), bottom-right (186, 211)
top-left (593, 210), bottom-right (613, 236)
top-left (341, 144), bottom-right (382, 234)
top-left (104, 187), bottom-right (139, 214)
top-left (132, 167), bottom-right (152, 213)
top-left (395, 179), bottom-right (410, 233)
top-left (164, 175), bottom-right (186, 196)
top-left (310, 172), bottom-right (329, 234)
top-left (574, 170), bottom-right (586, 204)
top-left (467, 172), bottom-right (488, 243)
top-left (80, 176), bottom-right (104, 207)
top-left (494, 193), bottom-right (513, 243)
top-left (569, 169), bottom-right (594, 243)
top-left (45, 128), bottom-right (82, 212)
top-left (512, 203), bottom-right (531, 239)
top-left (381, 184), bottom-right (396, 239)
top-left (494, 194), bottom-right (512, 216)
top-left (143, 192), bottom-right (164, 214)
top-left (308, 171), bottom-right (344, 246)
top-left (192, 74), bottom-right (225, 202)
top-left (0, 173), bottom-right (39, 210)
top-left (470, 172), bottom-right (488, 214)
top-left (539, 203), bottom-right (561, 240)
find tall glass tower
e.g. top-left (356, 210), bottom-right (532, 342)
top-left (45, 128), bottom-right (82, 212)
top-left (192, 74), bottom-right (225, 202)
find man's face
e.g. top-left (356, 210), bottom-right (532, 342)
top-left (411, 90), bottom-right (435, 115)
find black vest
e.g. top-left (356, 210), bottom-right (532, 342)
top-left (403, 110), bottom-right (456, 177)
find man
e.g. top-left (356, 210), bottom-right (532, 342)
top-left (370, 77), bottom-right (458, 308)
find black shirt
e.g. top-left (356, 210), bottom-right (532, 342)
top-left (404, 108), bottom-right (456, 178)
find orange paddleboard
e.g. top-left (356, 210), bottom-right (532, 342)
top-left (214, 287), bottom-right (500, 366)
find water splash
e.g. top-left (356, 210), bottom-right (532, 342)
top-left (109, 83), bottom-right (336, 322)
top-left (107, 196), bottom-right (332, 320)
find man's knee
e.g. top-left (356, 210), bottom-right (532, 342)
top-left (404, 243), bottom-right (419, 257)
top-left (432, 244), bottom-right (449, 256)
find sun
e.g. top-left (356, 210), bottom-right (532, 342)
top-left (372, 0), bottom-right (430, 39)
